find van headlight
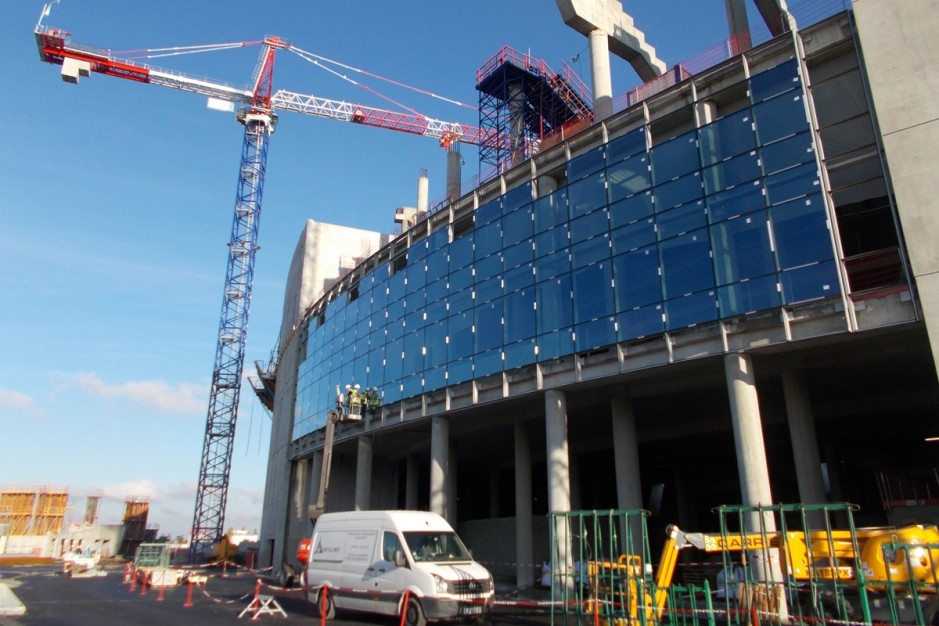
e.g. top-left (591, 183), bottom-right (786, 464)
top-left (432, 574), bottom-right (450, 594)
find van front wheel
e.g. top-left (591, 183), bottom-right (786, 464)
top-left (404, 596), bottom-right (426, 626)
top-left (317, 587), bottom-right (336, 620)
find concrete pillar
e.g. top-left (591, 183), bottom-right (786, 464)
top-left (724, 0), bottom-right (753, 53)
top-left (430, 416), bottom-right (450, 519)
top-left (515, 422), bottom-right (535, 588)
top-left (446, 148), bottom-right (462, 205)
top-left (783, 370), bottom-right (827, 525)
top-left (406, 453), bottom-right (419, 510)
top-left (724, 353), bottom-right (775, 530)
top-left (545, 389), bottom-right (573, 593)
top-left (725, 353), bottom-right (789, 619)
top-left (447, 441), bottom-right (458, 523)
top-left (292, 459), bottom-right (308, 521)
top-left (355, 436), bottom-right (373, 511)
top-left (611, 389), bottom-right (643, 551)
top-left (589, 28), bottom-right (613, 121)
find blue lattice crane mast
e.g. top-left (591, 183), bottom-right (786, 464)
top-left (33, 3), bottom-right (486, 562)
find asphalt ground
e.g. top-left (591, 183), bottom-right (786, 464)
top-left (0, 563), bottom-right (556, 626)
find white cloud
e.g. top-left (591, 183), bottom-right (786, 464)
top-left (0, 388), bottom-right (45, 421)
top-left (73, 373), bottom-right (205, 414)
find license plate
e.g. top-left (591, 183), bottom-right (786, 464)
top-left (460, 605), bottom-right (483, 615)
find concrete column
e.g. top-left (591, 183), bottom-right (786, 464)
top-left (430, 416), bottom-right (450, 519)
top-left (589, 29), bottom-right (613, 121)
top-left (446, 148), bottom-right (462, 205)
top-left (725, 353), bottom-right (789, 620)
top-left (724, 0), bottom-right (753, 53)
top-left (406, 453), bottom-right (419, 510)
top-left (292, 459), bottom-right (308, 521)
top-left (724, 353), bottom-right (775, 530)
top-left (782, 370), bottom-right (827, 523)
top-left (611, 389), bottom-right (643, 551)
top-left (545, 389), bottom-right (573, 593)
top-left (515, 422), bottom-right (535, 588)
top-left (355, 436), bottom-right (373, 511)
top-left (447, 441), bottom-right (458, 523)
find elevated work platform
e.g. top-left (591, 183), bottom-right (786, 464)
top-left (476, 46), bottom-right (592, 171)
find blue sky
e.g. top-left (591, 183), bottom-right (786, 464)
top-left (2, 1), bottom-right (732, 539)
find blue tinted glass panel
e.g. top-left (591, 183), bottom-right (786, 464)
top-left (504, 288), bottom-right (535, 342)
top-left (424, 365), bottom-right (446, 392)
top-left (448, 287), bottom-right (473, 314)
top-left (617, 304), bottom-right (664, 341)
top-left (612, 218), bottom-right (656, 254)
top-left (425, 300), bottom-right (447, 332)
top-left (613, 246), bottom-right (661, 309)
top-left (607, 127), bottom-right (647, 163)
top-left (428, 227), bottom-right (448, 249)
top-left (570, 209), bottom-right (610, 245)
top-left (475, 302), bottom-right (502, 352)
top-left (568, 146), bottom-right (605, 180)
top-left (406, 262), bottom-right (427, 291)
top-left (475, 220), bottom-right (502, 259)
top-left (698, 108), bottom-right (756, 165)
top-left (568, 171), bottom-right (607, 218)
top-left (533, 189), bottom-right (569, 232)
top-left (702, 151), bottom-right (760, 195)
top-left (665, 290), bottom-right (717, 330)
top-left (765, 161), bottom-right (820, 205)
top-left (402, 374), bottom-right (422, 398)
top-left (385, 318), bottom-right (405, 341)
top-left (534, 249), bottom-right (571, 280)
top-left (504, 263), bottom-right (534, 293)
top-left (387, 294), bottom-right (405, 322)
top-left (610, 192), bottom-right (654, 229)
top-left (475, 274), bottom-right (502, 303)
top-left (403, 329), bottom-right (423, 375)
top-left (504, 207), bottom-right (533, 244)
top-left (711, 212), bottom-right (775, 284)
top-left (660, 229), bottom-right (714, 297)
top-left (760, 131), bottom-right (814, 175)
top-left (536, 275), bottom-right (573, 332)
top-left (707, 181), bottom-right (765, 221)
top-left (476, 199), bottom-right (501, 225)
top-left (424, 317), bottom-right (447, 368)
top-left (504, 240), bottom-right (534, 269)
top-left (718, 274), bottom-right (780, 317)
top-left (750, 59), bottom-right (800, 102)
top-left (770, 194), bottom-right (833, 269)
top-left (426, 277), bottom-right (448, 303)
top-left (409, 239), bottom-right (428, 262)
top-left (448, 311), bottom-right (473, 360)
top-left (449, 266), bottom-right (473, 292)
top-left (780, 261), bottom-right (839, 303)
top-left (651, 132), bottom-right (699, 183)
top-left (656, 202), bottom-right (707, 240)
top-left (504, 339), bottom-right (536, 369)
top-left (448, 358), bottom-right (473, 384)
top-left (475, 253), bottom-right (501, 281)
top-left (449, 235), bottom-right (473, 269)
top-left (753, 92), bottom-right (809, 144)
top-left (426, 249), bottom-right (447, 282)
top-left (538, 329), bottom-right (573, 361)
top-left (654, 172), bottom-right (703, 210)
top-left (475, 349), bottom-right (502, 377)
top-left (385, 336), bottom-right (404, 380)
top-left (575, 317), bottom-right (616, 351)
top-left (571, 234), bottom-right (611, 269)
top-left (573, 262), bottom-right (614, 322)
top-left (503, 183), bottom-right (532, 213)
top-left (608, 154), bottom-right (651, 202)
top-left (534, 227), bottom-right (569, 257)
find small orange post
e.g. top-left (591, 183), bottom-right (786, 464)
top-left (129, 566), bottom-right (137, 592)
top-left (321, 587), bottom-right (329, 626)
top-left (184, 578), bottom-right (194, 608)
top-left (253, 578), bottom-right (261, 619)
top-left (140, 571), bottom-right (148, 596)
top-left (157, 580), bottom-right (165, 602)
top-left (222, 560), bottom-right (228, 578)
top-left (398, 589), bottom-right (411, 626)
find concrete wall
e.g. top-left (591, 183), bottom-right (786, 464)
top-left (853, 0), bottom-right (939, 379)
top-left (259, 220), bottom-right (388, 570)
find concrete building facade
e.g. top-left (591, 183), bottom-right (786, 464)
top-left (258, 1), bottom-right (939, 586)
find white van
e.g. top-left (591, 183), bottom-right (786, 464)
top-left (305, 510), bottom-right (494, 626)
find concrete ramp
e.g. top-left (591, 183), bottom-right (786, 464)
top-left (0, 583), bottom-right (26, 617)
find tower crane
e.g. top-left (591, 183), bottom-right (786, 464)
top-left (33, 3), bottom-right (485, 561)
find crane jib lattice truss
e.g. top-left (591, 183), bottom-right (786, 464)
top-left (32, 3), bottom-right (484, 561)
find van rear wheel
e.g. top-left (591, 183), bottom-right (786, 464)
top-left (317, 587), bottom-right (336, 620)
top-left (404, 596), bottom-right (426, 626)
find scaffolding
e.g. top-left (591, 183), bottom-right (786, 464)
top-left (476, 46), bottom-right (592, 173)
top-left (0, 485), bottom-right (68, 536)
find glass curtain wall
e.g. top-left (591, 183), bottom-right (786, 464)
top-left (293, 58), bottom-right (839, 438)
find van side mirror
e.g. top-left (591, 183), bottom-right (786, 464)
top-left (393, 550), bottom-right (407, 568)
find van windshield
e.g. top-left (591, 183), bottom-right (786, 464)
top-left (403, 531), bottom-right (473, 562)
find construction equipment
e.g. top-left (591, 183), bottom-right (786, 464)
top-left (33, 4), bottom-right (478, 562)
top-left (279, 384), bottom-right (373, 588)
top-left (550, 503), bottom-right (939, 625)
